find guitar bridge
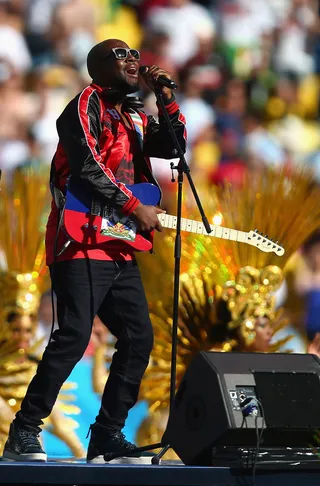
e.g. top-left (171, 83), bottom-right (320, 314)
top-left (91, 199), bottom-right (103, 217)
top-left (91, 199), bottom-right (115, 220)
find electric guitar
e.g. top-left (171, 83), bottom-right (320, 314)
top-left (63, 181), bottom-right (285, 256)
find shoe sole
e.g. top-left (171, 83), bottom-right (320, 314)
top-left (87, 455), bottom-right (152, 465)
top-left (2, 450), bottom-right (47, 462)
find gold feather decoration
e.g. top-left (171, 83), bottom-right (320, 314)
top-left (211, 167), bottom-right (320, 270)
top-left (0, 168), bottom-right (49, 316)
top-left (0, 169), bottom-right (85, 458)
top-left (136, 166), bottom-right (320, 450)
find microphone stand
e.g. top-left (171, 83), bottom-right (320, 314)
top-left (105, 88), bottom-right (212, 464)
top-left (149, 90), bottom-right (212, 464)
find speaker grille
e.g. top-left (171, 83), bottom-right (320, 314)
top-left (254, 370), bottom-right (320, 428)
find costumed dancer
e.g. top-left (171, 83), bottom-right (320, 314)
top-left (136, 166), bottom-right (320, 454)
top-left (0, 170), bottom-right (84, 458)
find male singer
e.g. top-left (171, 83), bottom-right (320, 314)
top-left (3, 39), bottom-right (186, 463)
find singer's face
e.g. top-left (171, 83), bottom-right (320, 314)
top-left (103, 41), bottom-right (140, 94)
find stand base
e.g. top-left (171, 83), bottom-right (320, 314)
top-left (151, 443), bottom-right (171, 465)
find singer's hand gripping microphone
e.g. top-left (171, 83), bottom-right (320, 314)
top-left (139, 66), bottom-right (178, 90)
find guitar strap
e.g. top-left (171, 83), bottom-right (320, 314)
top-left (128, 109), bottom-right (145, 184)
top-left (128, 109), bottom-right (144, 151)
top-left (128, 109), bottom-right (162, 205)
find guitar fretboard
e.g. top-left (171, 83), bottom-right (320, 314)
top-left (158, 214), bottom-right (247, 243)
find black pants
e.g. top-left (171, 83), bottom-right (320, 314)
top-left (16, 259), bottom-right (153, 433)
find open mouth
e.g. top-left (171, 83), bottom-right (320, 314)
top-left (126, 66), bottom-right (138, 78)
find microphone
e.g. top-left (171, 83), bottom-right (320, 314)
top-left (139, 66), bottom-right (178, 90)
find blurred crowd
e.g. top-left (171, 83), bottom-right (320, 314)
top-left (0, 0), bottom-right (319, 182)
top-left (1, 0), bottom-right (320, 348)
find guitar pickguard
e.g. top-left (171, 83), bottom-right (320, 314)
top-left (100, 206), bottom-right (137, 242)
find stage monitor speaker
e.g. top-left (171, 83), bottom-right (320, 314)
top-left (162, 352), bottom-right (320, 465)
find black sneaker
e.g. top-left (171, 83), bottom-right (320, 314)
top-left (2, 422), bottom-right (47, 462)
top-left (87, 424), bottom-right (141, 464)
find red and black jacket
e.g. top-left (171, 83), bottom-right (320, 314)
top-left (46, 83), bottom-right (187, 264)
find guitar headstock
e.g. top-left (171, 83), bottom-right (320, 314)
top-left (247, 230), bottom-right (285, 256)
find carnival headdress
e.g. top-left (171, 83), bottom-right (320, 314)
top-left (0, 169), bottom-right (49, 319)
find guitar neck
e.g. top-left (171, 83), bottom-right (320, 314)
top-left (158, 214), bottom-right (248, 243)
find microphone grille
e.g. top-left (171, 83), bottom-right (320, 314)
top-left (139, 66), bottom-right (148, 75)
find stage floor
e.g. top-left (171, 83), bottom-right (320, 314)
top-left (1, 458), bottom-right (320, 486)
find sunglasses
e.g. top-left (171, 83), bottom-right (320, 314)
top-left (106, 48), bottom-right (140, 61)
